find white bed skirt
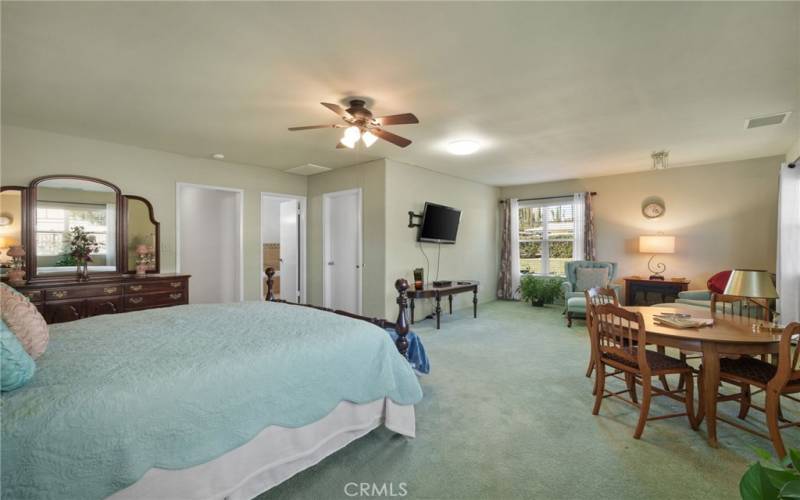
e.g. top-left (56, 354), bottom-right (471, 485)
top-left (110, 399), bottom-right (415, 500)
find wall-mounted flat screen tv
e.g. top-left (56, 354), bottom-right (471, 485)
top-left (417, 202), bottom-right (461, 244)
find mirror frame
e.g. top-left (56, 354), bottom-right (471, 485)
top-left (28, 175), bottom-right (126, 281)
top-left (123, 195), bottom-right (161, 274)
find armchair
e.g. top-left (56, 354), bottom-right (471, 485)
top-left (562, 261), bottom-right (621, 326)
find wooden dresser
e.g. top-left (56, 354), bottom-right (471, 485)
top-left (10, 274), bottom-right (190, 324)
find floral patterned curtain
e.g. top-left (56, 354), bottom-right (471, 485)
top-left (584, 192), bottom-right (597, 261)
top-left (497, 199), bottom-right (514, 299)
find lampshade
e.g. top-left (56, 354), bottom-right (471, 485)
top-left (639, 235), bottom-right (675, 254)
top-left (362, 130), bottom-right (378, 147)
top-left (723, 269), bottom-right (779, 299)
top-left (7, 245), bottom-right (25, 258)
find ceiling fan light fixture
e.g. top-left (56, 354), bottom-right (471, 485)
top-left (447, 140), bottom-right (480, 155)
top-left (362, 130), bottom-right (378, 147)
top-left (340, 126), bottom-right (360, 148)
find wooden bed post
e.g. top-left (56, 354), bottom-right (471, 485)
top-left (265, 267), bottom-right (275, 301)
top-left (394, 279), bottom-right (411, 356)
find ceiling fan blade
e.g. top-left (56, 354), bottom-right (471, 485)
top-left (371, 128), bottom-right (412, 148)
top-left (375, 113), bottom-right (419, 126)
top-left (288, 124), bottom-right (342, 131)
top-left (321, 102), bottom-right (353, 120)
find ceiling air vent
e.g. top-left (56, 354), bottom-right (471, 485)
top-left (745, 111), bottom-right (791, 129)
top-left (285, 163), bottom-right (332, 176)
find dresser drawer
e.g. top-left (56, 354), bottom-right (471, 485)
top-left (124, 291), bottom-right (187, 311)
top-left (46, 285), bottom-right (123, 301)
top-left (124, 279), bottom-right (185, 294)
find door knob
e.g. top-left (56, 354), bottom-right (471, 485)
top-left (328, 261), bottom-right (334, 266)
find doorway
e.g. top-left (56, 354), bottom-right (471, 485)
top-left (323, 188), bottom-right (362, 314)
top-left (260, 193), bottom-right (306, 303)
top-left (176, 183), bottom-right (244, 304)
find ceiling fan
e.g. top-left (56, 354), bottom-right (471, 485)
top-left (288, 99), bottom-right (419, 149)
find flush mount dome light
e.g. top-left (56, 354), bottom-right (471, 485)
top-left (447, 140), bottom-right (480, 155)
top-left (211, 153), bottom-right (225, 160)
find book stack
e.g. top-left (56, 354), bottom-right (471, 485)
top-left (653, 313), bottom-right (713, 329)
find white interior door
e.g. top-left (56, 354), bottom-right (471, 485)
top-left (177, 183), bottom-right (243, 304)
top-left (323, 189), bottom-right (362, 314)
top-left (279, 199), bottom-right (299, 303)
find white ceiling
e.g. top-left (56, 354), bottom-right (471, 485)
top-left (2, 2), bottom-right (798, 186)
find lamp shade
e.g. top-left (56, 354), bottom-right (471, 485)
top-left (639, 235), bottom-right (675, 254)
top-left (6, 245), bottom-right (25, 258)
top-left (723, 269), bottom-right (778, 299)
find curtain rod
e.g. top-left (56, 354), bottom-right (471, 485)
top-left (499, 192), bottom-right (597, 203)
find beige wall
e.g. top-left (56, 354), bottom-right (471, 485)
top-left (788, 136), bottom-right (800, 163)
top-left (0, 125), bottom-right (306, 300)
top-left (384, 160), bottom-right (500, 318)
top-left (306, 159), bottom-right (386, 317)
top-left (500, 156), bottom-right (782, 290)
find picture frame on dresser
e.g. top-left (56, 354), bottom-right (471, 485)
top-left (1, 175), bottom-right (189, 324)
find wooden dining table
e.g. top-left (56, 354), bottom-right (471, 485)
top-left (625, 304), bottom-right (783, 447)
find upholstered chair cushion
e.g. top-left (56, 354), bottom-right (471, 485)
top-left (1, 320), bottom-right (36, 391)
top-left (0, 283), bottom-right (49, 359)
top-left (575, 267), bottom-right (610, 292)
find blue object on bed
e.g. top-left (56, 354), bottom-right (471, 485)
top-left (1, 320), bottom-right (36, 392)
top-left (386, 329), bottom-right (430, 375)
top-left (1, 302), bottom-right (423, 500)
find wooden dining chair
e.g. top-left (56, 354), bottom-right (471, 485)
top-left (591, 303), bottom-right (698, 439)
top-left (697, 323), bottom-right (800, 458)
top-left (584, 287), bottom-right (619, 378)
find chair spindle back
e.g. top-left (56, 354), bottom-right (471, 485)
top-left (591, 303), bottom-right (649, 374)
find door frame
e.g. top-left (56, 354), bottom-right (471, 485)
top-left (259, 192), bottom-right (307, 303)
top-left (175, 182), bottom-right (245, 301)
top-left (322, 188), bottom-right (363, 314)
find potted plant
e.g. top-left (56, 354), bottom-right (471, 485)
top-left (740, 447), bottom-right (800, 499)
top-left (65, 226), bottom-right (102, 282)
top-left (517, 275), bottom-right (564, 307)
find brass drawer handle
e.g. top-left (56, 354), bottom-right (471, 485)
top-left (26, 291), bottom-right (41, 299)
top-left (104, 287), bottom-right (118, 295)
top-left (169, 293), bottom-right (182, 300)
top-left (52, 290), bottom-right (68, 299)
top-left (129, 285), bottom-right (143, 292)
top-left (129, 297), bottom-right (144, 304)
top-left (170, 282), bottom-right (182, 288)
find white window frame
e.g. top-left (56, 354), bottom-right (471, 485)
top-left (518, 197), bottom-right (574, 277)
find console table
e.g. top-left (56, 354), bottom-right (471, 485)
top-left (623, 276), bottom-right (690, 306)
top-left (407, 281), bottom-right (478, 330)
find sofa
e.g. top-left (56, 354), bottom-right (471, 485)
top-left (561, 261), bottom-right (621, 327)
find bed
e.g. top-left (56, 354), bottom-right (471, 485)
top-left (1, 279), bottom-right (422, 500)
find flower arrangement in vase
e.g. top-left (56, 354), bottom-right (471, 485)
top-left (135, 244), bottom-right (154, 276)
top-left (66, 226), bottom-right (102, 281)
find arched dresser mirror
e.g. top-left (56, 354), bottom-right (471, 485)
top-left (1, 175), bottom-right (188, 324)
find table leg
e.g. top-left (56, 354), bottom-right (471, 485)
top-left (448, 295), bottom-right (453, 315)
top-left (473, 288), bottom-right (478, 318)
top-left (410, 298), bottom-right (415, 325)
top-left (701, 342), bottom-right (720, 447)
top-left (435, 294), bottom-right (442, 330)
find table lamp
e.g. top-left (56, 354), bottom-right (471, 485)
top-left (639, 235), bottom-right (675, 280)
top-left (723, 269), bottom-right (779, 324)
top-left (7, 245), bottom-right (26, 286)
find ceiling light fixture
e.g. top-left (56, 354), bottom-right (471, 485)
top-left (211, 153), bottom-right (225, 160)
top-left (362, 130), bottom-right (378, 147)
top-left (340, 126), bottom-right (361, 149)
top-left (651, 150), bottom-right (669, 170)
top-left (447, 140), bottom-right (480, 156)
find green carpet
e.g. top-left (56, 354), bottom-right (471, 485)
top-left (260, 300), bottom-right (796, 499)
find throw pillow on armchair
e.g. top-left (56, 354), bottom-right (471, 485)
top-left (707, 270), bottom-right (732, 294)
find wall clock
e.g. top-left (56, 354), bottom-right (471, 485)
top-left (641, 197), bottom-right (665, 219)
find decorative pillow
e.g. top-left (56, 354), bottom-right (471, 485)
top-left (1, 320), bottom-right (36, 391)
top-left (707, 270), bottom-right (732, 294)
top-left (575, 267), bottom-right (610, 292)
top-left (0, 283), bottom-right (49, 359)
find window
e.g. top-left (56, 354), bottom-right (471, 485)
top-left (36, 203), bottom-right (109, 257)
top-left (518, 198), bottom-right (574, 276)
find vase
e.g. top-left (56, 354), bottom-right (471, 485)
top-left (77, 259), bottom-right (89, 282)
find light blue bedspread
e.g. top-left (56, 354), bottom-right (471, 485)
top-left (1, 301), bottom-right (423, 500)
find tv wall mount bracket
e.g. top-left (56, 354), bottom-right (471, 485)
top-left (408, 211), bottom-right (423, 228)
